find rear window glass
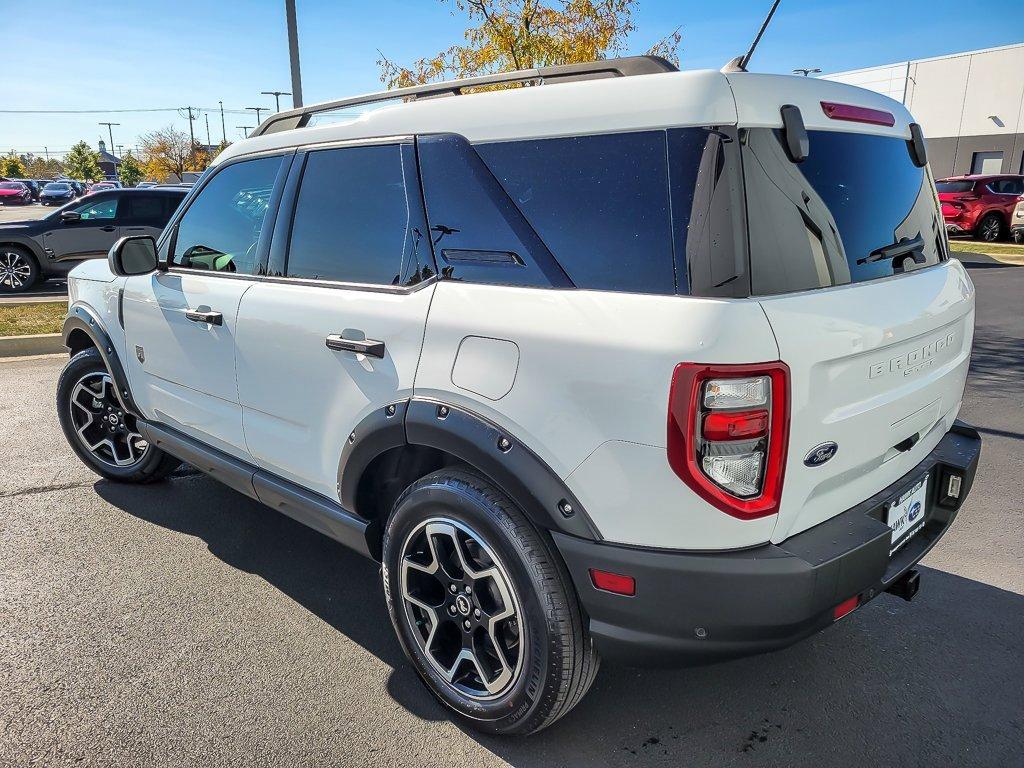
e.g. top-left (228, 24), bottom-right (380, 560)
top-left (935, 180), bottom-right (975, 193)
top-left (742, 129), bottom-right (945, 296)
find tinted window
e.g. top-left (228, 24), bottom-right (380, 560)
top-left (935, 180), bottom-right (975, 193)
top-left (44, 183), bottom-right (69, 192)
top-left (742, 129), bottom-right (944, 295)
top-left (989, 178), bottom-right (1023, 195)
top-left (124, 194), bottom-right (165, 222)
top-left (171, 156), bottom-right (282, 274)
top-left (476, 132), bottom-right (675, 294)
top-left (287, 144), bottom-right (428, 285)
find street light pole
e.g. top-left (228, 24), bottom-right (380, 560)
top-left (792, 67), bottom-right (821, 77)
top-left (285, 0), bottom-right (303, 107)
top-left (246, 106), bottom-right (268, 126)
top-left (218, 100), bottom-right (227, 143)
top-left (237, 125), bottom-right (254, 138)
top-left (261, 90), bottom-right (291, 113)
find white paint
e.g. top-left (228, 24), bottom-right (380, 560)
top-left (451, 336), bottom-right (520, 401)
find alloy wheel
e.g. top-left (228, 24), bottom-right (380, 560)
top-left (68, 372), bottom-right (150, 467)
top-left (399, 518), bottom-right (525, 701)
top-left (980, 217), bottom-right (1001, 242)
top-left (0, 250), bottom-right (32, 290)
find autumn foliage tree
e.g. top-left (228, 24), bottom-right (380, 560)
top-left (378, 0), bottom-right (680, 88)
top-left (118, 151), bottom-right (145, 187)
top-left (63, 141), bottom-right (105, 182)
top-left (0, 152), bottom-right (26, 178)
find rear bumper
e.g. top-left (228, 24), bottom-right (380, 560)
top-left (553, 421), bottom-right (982, 667)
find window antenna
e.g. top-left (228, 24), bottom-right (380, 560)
top-left (723, 0), bottom-right (783, 72)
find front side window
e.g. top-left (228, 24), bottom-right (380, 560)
top-left (286, 144), bottom-right (428, 286)
top-left (73, 197), bottom-right (117, 220)
top-left (171, 156), bottom-right (282, 274)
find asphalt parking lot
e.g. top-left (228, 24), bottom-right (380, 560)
top-left (1, 258), bottom-right (1021, 767)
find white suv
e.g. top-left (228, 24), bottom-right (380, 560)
top-left (57, 57), bottom-right (982, 735)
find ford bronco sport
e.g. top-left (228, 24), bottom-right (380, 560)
top-left (57, 56), bottom-right (981, 735)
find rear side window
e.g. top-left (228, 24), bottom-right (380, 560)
top-left (742, 129), bottom-right (945, 296)
top-left (286, 144), bottom-right (428, 286)
top-left (171, 155), bottom-right (283, 274)
top-left (475, 132), bottom-right (674, 294)
top-left (123, 194), bottom-right (164, 223)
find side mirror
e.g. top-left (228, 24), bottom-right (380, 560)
top-left (60, 210), bottom-right (81, 223)
top-left (109, 236), bottom-right (159, 277)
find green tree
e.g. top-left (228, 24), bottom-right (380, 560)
top-left (377, 0), bottom-right (681, 88)
top-left (0, 152), bottom-right (26, 178)
top-left (63, 141), bottom-right (105, 182)
top-left (118, 151), bottom-right (145, 187)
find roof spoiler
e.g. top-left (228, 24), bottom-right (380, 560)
top-left (251, 55), bottom-right (678, 137)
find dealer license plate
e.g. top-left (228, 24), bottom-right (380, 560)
top-left (886, 475), bottom-right (929, 555)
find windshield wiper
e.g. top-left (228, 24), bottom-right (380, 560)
top-left (858, 234), bottom-right (926, 267)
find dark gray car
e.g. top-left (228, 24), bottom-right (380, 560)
top-left (0, 188), bottom-right (188, 292)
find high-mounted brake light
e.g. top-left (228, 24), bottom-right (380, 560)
top-left (820, 101), bottom-right (895, 127)
top-left (667, 363), bottom-right (790, 520)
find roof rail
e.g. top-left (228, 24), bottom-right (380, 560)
top-left (251, 55), bottom-right (677, 137)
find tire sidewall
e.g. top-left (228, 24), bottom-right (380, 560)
top-left (382, 474), bottom-right (561, 734)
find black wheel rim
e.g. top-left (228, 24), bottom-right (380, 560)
top-left (68, 372), bottom-right (150, 467)
top-left (981, 218), bottom-right (1000, 241)
top-left (0, 250), bottom-right (32, 290)
top-left (399, 518), bottom-right (525, 701)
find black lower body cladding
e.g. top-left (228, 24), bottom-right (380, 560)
top-left (554, 422), bottom-right (981, 666)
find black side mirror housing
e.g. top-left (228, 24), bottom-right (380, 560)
top-left (109, 235), bottom-right (159, 277)
top-left (780, 104), bottom-right (809, 163)
top-left (60, 210), bottom-right (81, 223)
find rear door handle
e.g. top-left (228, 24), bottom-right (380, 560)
top-left (325, 334), bottom-right (386, 358)
top-left (185, 309), bottom-right (223, 326)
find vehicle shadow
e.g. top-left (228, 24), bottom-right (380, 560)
top-left (967, 327), bottom-right (1024, 397)
top-left (95, 475), bottom-right (1024, 767)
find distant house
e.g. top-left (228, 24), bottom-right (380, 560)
top-left (97, 140), bottom-right (120, 180)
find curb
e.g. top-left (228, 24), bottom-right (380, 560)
top-left (0, 333), bottom-right (66, 358)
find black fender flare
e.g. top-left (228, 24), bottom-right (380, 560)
top-left (0, 234), bottom-right (47, 266)
top-left (61, 304), bottom-right (142, 418)
top-left (338, 397), bottom-right (601, 541)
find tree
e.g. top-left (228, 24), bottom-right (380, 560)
top-left (1, 152), bottom-right (26, 178)
top-left (139, 126), bottom-right (210, 182)
top-left (377, 0), bottom-right (680, 89)
top-left (118, 151), bottom-right (145, 187)
top-left (63, 141), bottom-right (105, 181)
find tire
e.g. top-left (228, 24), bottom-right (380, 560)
top-left (56, 348), bottom-right (181, 483)
top-left (975, 212), bottom-right (1004, 243)
top-left (382, 469), bottom-right (599, 736)
top-left (0, 246), bottom-right (40, 293)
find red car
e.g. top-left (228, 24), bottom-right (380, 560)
top-left (936, 174), bottom-right (1024, 242)
top-left (0, 181), bottom-right (32, 205)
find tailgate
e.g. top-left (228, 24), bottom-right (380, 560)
top-left (761, 261), bottom-right (975, 542)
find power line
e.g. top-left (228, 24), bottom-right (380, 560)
top-left (0, 106), bottom-right (253, 115)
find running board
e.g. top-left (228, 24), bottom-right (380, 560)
top-left (137, 420), bottom-right (375, 560)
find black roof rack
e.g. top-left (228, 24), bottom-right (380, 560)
top-left (251, 55), bottom-right (677, 137)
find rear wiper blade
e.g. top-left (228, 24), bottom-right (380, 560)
top-left (858, 234), bottom-right (926, 266)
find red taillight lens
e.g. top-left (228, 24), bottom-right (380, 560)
top-left (667, 363), bottom-right (790, 520)
top-left (820, 101), bottom-right (896, 127)
top-left (589, 568), bottom-right (636, 596)
top-left (702, 409), bottom-right (769, 441)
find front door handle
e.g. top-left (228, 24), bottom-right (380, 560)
top-left (100, 225), bottom-right (117, 232)
top-left (185, 309), bottom-right (223, 326)
top-left (325, 334), bottom-right (386, 358)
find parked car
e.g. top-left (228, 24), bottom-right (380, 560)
top-left (936, 174), bottom-right (1024, 242)
top-left (90, 181), bottom-right (121, 192)
top-left (1011, 196), bottom-right (1024, 243)
top-left (55, 57), bottom-right (980, 735)
top-left (0, 187), bottom-right (187, 292)
top-left (10, 178), bottom-right (42, 201)
top-left (39, 182), bottom-right (77, 206)
top-left (0, 181), bottom-right (33, 205)
top-left (69, 180), bottom-right (87, 197)
top-left (135, 181), bottom-right (158, 188)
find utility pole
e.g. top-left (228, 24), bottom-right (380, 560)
top-left (261, 90), bottom-right (291, 113)
top-left (792, 67), bottom-right (821, 77)
top-left (180, 106), bottom-right (198, 147)
top-left (218, 100), bottom-right (227, 143)
top-left (98, 122), bottom-right (120, 150)
top-left (246, 106), bottom-right (268, 126)
top-left (44, 146), bottom-right (49, 160)
top-left (237, 125), bottom-right (253, 138)
top-left (205, 113), bottom-right (212, 147)
top-left (285, 0), bottom-right (303, 107)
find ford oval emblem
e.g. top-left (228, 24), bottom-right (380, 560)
top-left (804, 442), bottom-right (838, 467)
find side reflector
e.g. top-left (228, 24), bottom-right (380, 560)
top-left (589, 568), bottom-right (636, 596)
top-left (833, 595), bottom-right (859, 621)
top-left (820, 101), bottom-right (896, 127)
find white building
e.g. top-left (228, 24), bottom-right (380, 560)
top-left (825, 43), bottom-right (1024, 177)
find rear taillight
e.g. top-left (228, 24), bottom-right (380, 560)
top-left (667, 363), bottom-right (790, 520)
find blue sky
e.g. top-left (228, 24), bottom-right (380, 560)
top-left (2, 0), bottom-right (1020, 157)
